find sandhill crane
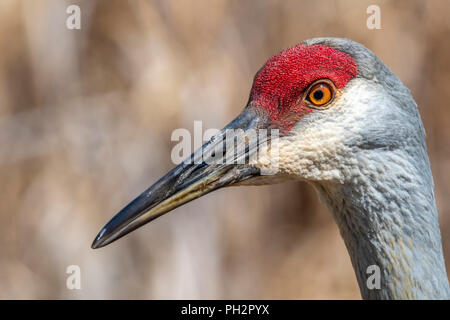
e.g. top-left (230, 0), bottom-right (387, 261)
top-left (92, 38), bottom-right (450, 299)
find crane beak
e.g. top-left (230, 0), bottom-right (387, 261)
top-left (91, 107), bottom-right (271, 249)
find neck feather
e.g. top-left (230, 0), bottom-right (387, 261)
top-left (314, 148), bottom-right (450, 299)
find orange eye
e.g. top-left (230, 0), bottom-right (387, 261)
top-left (306, 82), bottom-right (334, 107)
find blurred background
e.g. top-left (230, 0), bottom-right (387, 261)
top-left (0, 0), bottom-right (449, 299)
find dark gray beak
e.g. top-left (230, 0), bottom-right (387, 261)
top-left (92, 107), bottom-right (271, 249)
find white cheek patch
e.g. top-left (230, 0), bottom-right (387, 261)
top-left (251, 79), bottom-right (380, 183)
top-left (253, 126), bottom-right (353, 182)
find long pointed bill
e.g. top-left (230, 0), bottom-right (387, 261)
top-left (92, 107), bottom-right (273, 249)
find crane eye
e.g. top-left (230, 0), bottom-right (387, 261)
top-left (305, 81), bottom-right (334, 108)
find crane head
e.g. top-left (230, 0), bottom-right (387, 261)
top-left (92, 37), bottom-right (420, 248)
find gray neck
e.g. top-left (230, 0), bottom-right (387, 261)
top-left (315, 149), bottom-right (450, 299)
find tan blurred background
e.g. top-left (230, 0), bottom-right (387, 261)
top-left (0, 0), bottom-right (449, 299)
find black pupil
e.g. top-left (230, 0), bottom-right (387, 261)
top-left (313, 89), bottom-right (324, 101)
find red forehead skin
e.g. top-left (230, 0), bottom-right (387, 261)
top-left (249, 44), bottom-right (358, 132)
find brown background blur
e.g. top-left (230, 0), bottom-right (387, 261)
top-left (0, 0), bottom-right (449, 299)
